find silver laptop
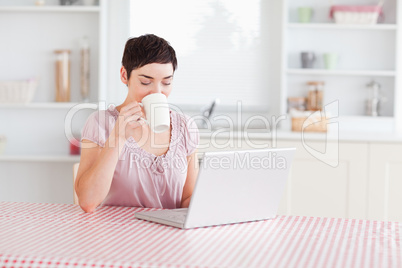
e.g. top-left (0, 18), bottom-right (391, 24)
top-left (135, 148), bottom-right (295, 229)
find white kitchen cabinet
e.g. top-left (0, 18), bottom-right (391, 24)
top-left (200, 134), bottom-right (402, 221)
top-left (0, 0), bottom-right (105, 156)
top-left (199, 135), bottom-right (402, 221)
top-left (199, 135), bottom-right (377, 220)
top-left (275, 140), bottom-right (369, 219)
top-left (0, 160), bottom-right (77, 204)
top-left (0, 2), bottom-right (103, 104)
top-left (368, 143), bottom-right (402, 221)
top-left (0, 0), bottom-right (106, 204)
top-left (281, 0), bottom-right (402, 132)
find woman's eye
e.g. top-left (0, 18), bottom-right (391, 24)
top-left (141, 82), bottom-right (151, 85)
top-left (163, 82), bottom-right (171, 86)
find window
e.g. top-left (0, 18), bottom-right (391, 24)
top-left (130, 0), bottom-right (269, 110)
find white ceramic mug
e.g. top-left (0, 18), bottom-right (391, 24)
top-left (139, 93), bottom-right (170, 133)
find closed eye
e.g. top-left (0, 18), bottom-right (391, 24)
top-left (163, 78), bottom-right (173, 86)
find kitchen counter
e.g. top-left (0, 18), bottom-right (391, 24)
top-left (195, 112), bottom-right (400, 143)
top-left (198, 129), bottom-right (402, 143)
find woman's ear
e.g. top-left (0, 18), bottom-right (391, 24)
top-left (120, 66), bottom-right (128, 85)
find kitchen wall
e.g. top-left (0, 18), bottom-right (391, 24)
top-left (2, 0), bottom-right (400, 207)
top-left (0, 0), bottom-right (282, 204)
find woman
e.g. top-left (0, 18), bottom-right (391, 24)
top-left (75, 34), bottom-right (199, 213)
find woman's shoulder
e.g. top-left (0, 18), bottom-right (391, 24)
top-left (81, 105), bottom-right (118, 146)
top-left (170, 110), bottom-right (199, 155)
top-left (85, 105), bottom-right (118, 127)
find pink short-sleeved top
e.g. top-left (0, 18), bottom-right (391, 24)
top-left (81, 105), bottom-right (199, 209)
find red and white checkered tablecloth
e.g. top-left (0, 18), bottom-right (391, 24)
top-left (0, 202), bottom-right (401, 268)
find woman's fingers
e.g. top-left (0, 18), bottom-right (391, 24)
top-left (125, 113), bottom-right (141, 123)
top-left (126, 114), bottom-right (146, 128)
top-left (120, 103), bottom-right (144, 119)
top-left (117, 102), bottom-right (147, 130)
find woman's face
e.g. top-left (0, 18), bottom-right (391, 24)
top-left (120, 63), bottom-right (174, 102)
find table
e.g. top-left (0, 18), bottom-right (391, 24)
top-left (0, 202), bottom-right (401, 268)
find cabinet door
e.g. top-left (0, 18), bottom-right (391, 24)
top-left (368, 143), bottom-right (402, 222)
top-left (276, 140), bottom-right (369, 219)
top-left (0, 162), bottom-right (74, 204)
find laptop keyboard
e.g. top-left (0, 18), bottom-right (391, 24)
top-left (159, 209), bottom-right (187, 223)
top-left (166, 214), bottom-right (186, 223)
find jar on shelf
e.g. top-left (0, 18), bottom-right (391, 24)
top-left (366, 80), bottom-right (385, 117)
top-left (287, 96), bottom-right (307, 112)
top-left (54, 49), bottom-right (71, 102)
top-left (306, 81), bottom-right (324, 111)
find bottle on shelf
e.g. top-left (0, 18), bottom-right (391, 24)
top-left (80, 36), bottom-right (90, 102)
top-left (307, 81), bottom-right (324, 111)
top-left (54, 49), bottom-right (71, 102)
top-left (365, 80), bottom-right (386, 117)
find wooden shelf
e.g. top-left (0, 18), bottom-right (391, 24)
top-left (287, 23), bottom-right (397, 30)
top-left (286, 69), bottom-right (396, 77)
top-left (0, 6), bottom-right (100, 12)
top-left (0, 155), bottom-right (80, 162)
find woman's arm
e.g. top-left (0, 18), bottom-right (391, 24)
top-left (180, 150), bottom-right (199, 208)
top-left (74, 137), bottom-right (123, 213)
top-left (75, 103), bottom-right (144, 213)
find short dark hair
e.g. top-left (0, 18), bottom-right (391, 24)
top-left (122, 34), bottom-right (177, 80)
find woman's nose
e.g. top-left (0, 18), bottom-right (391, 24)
top-left (151, 84), bottom-right (162, 94)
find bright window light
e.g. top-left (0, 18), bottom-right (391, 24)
top-left (130, 0), bottom-right (268, 109)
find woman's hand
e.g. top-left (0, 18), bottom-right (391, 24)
top-left (114, 102), bottom-right (146, 141)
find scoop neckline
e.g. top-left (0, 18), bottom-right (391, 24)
top-left (108, 105), bottom-right (176, 159)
